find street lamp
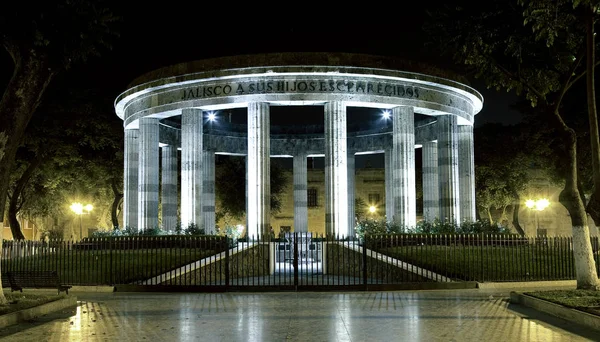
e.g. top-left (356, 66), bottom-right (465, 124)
top-left (70, 202), bottom-right (93, 240)
top-left (525, 198), bottom-right (549, 233)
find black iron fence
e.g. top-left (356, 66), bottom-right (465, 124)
top-left (0, 234), bottom-right (598, 290)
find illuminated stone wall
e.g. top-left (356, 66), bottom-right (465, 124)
top-left (225, 168), bottom-right (388, 236)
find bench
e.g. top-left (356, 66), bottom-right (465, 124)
top-left (6, 271), bottom-right (71, 295)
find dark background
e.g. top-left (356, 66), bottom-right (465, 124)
top-left (0, 2), bottom-right (523, 127)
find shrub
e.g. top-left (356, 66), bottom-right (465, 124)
top-left (457, 219), bottom-right (509, 234)
top-left (354, 217), bottom-right (509, 238)
top-left (184, 223), bottom-right (205, 236)
top-left (355, 218), bottom-right (388, 240)
top-left (139, 227), bottom-right (162, 236)
top-left (216, 224), bottom-right (243, 246)
top-left (415, 218), bottom-right (457, 234)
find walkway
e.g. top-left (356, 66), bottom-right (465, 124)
top-left (0, 287), bottom-right (597, 341)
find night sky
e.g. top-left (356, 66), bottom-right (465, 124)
top-left (0, 2), bottom-right (522, 128)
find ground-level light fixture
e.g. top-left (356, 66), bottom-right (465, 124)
top-left (71, 202), bottom-right (93, 240)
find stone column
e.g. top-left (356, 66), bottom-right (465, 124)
top-left (245, 155), bottom-right (248, 234)
top-left (203, 150), bottom-right (216, 234)
top-left (161, 145), bottom-right (178, 231)
top-left (437, 115), bottom-right (461, 224)
top-left (124, 128), bottom-right (139, 230)
top-left (181, 108), bottom-right (203, 229)
top-left (391, 106), bottom-right (416, 228)
top-left (324, 101), bottom-right (349, 236)
top-left (384, 148), bottom-right (393, 222)
top-left (458, 125), bottom-right (476, 222)
top-left (247, 102), bottom-right (270, 238)
top-left (422, 141), bottom-right (439, 222)
top-left (293, 153), bottom-right (308, 233)
top-left (347, 151), bottom-right (356, 234)
top-left (138, 117), bottom-right (160, 230)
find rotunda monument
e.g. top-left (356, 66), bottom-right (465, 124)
top-left (114, 52), bottom-right (483, 237)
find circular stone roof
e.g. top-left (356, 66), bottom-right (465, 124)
top-left (115, 52), bottom-right (483, 129)
top-left (129, 52), bottom-right (472, 88)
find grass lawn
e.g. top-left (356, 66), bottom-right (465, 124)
top-left (379, 245), bottom-right (578, 281)
top-left (0, 293), bottom-right (65, 315)
top-left (524, 290), bottom-right (600, 316)
top-left (2, 248), bottom-right (219, 285)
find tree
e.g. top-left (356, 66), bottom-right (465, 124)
top-left (425, 0), bottom-right (599, 289)
top-left (215, 156), bottom-right (288, 221)
top-left (6, 85), bottom-right (123, 238)
top-left (520, 0), bottom-right (600, 225)
top-left (474, 124), bottom-right (532, 234)
top-left (354, 197), bottom-right (367, 222)
top-left (0, 1), bottom-right (119, 302)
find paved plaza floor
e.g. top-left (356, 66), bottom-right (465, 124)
top-left (0, 287), bottom-right (597, 341)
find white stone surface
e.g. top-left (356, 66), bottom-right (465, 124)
top-left (124, 129), bottom-right (139, 230)
top-left (458, 125), bottom-right (476, 222)
top-left (422, 141), bottom-right (439, 222)
top-left (347, 151), bottom-right (356, 233)
top-left (161, 145), bottom-right (178, 231)
top-left (203, 150), bottom-right (216, 234)
top-left (181, 108), bottom-right (203, 228)
top-left (115, 61), bottom-right (483, 130)
top-left (437, 115), bottom-right (460, 224)
top-left (116, 55), bottom-right (484, 234)
top-left (293, 153), bottom-right (308, 233)
top-left (247, 102), bottom-right (270, 237)
top-left (138, 118), bottom-right (160, 229)
top-left (384, 148), bottom-right (393, 222)
top-left (324, 101), bottom-right (349, 236)
top-left (391, 106), bottom-right (416, 228)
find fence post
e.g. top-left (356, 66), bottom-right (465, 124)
top-left (293, 232), bottom-right (299, 289)
top-left (480, 233), bottom-right (484, 282)
top-left (225, 236), bottom-right (230, 289)
top-left (363, 234), bottom-right (368, 289)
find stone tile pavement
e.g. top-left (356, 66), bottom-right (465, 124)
top-left (0, 287), bottom-right (597, 341)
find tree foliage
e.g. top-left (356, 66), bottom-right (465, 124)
top-left (474, 123), bottom-right (531, 232)
top-left (0, 0), bottom-right (120, 221)
top-left (0, 0), bottom-right (120, 303)
top-left (215, 156), bottom-right (288, 220)
top-left (6, 85), bottom-right (123, 238)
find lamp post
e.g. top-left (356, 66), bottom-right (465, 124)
top-left (70, 202), bottom-right (93, 240)
top-left (525, 198), bottom-right (550, 233)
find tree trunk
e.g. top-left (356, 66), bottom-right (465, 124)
top-left (584, 4), bottom-right (600, 226)
top-left (486, 208), bottom-right (493, 224)
top-left (7, 205), bottom-right (24, 240)
top-left (0, 52), bottom-right (54, 225)
top-left (559, 126), bottom-right (600, 290)
top-left (512, 199), bottom-right (525, 236)
top-left (111, 178), bottom-right (123, 229)
top-left (7, 155), bottom-right (45, 240)
top-left (0, 48), bottom-right (54, 304)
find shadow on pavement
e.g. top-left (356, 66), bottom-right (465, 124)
top-left (507, 301), bottom-right (599, 340)
top-left (0, 306), bottom-right (76, 339)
